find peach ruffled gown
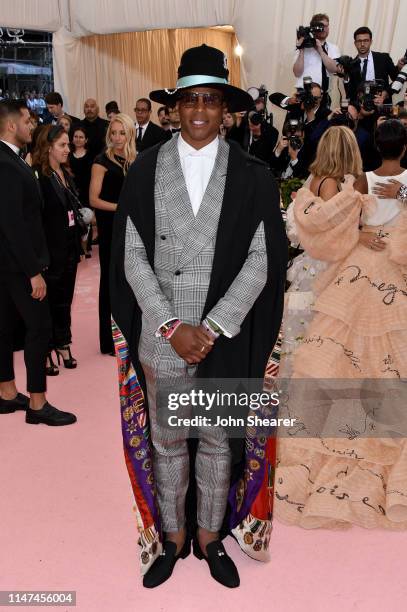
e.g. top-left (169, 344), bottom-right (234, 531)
top-left (275, 175), bottom-right (407, 529)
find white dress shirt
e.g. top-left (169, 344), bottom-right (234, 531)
top-left (358, 51), bottom-right (375, 81)
top-left (0, 139), bottom-right (20, 155)
top-left (177, 133), bottom-right (219, 216)
top-left (294, 42), bottom-right (341, 88)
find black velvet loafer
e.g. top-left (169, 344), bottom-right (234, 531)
top-left (25, 402), bottom-right (77, 426)
top-left (0, 392), bottom-right (29, 414)
top-left (193, 538), bottom-right (240, 588)
top-left (143, 538), bottom-right (191, 588)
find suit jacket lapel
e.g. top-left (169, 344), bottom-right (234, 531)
top-left (177, 138), bottom-right (229, 268)
top-left (156, 136), bottom-right (196, 242)
top-left (0, 141), bottom-right (43, 198)
top-left (0, 141), bottom-right (32, 178)
top-left (202, 142), bottom-right (256, 317)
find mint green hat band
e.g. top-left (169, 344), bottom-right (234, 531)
top-left (176, 75), bottom-right (229, 88)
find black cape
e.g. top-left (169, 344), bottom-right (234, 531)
top-left (110, 139), bottom-right (287, 536)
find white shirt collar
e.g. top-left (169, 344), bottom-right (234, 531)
top-left (135, 121), bottom-right (149, 130)
top-left (358, 50), bottom-right (372, 62)
top-left (177, 133), bottom-right (219, 159)
top-left (1, 139), bottom-right (20, 155)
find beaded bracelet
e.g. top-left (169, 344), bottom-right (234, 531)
top-left (163, 319), bottom-right (182, 340)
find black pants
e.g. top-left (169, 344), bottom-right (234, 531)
top-left (0, 273), bottom-right (51, 393)
top-left (95, 209), bottom-right (114, 354)
top-left (45, 254), bottom-right (78, 349)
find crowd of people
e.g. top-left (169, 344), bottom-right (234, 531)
top-left (1, 21), bottom-right (407, 589)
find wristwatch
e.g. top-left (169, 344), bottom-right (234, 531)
top-left (397, 184), bottom-right (407, 204)
top-left (202, 318), bottom-right (223, 339)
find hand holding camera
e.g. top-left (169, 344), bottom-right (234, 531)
top-left (276, 136), bottom-right (289, 154)
top-left (288, 141), bottom-right (300, 160)
top-left (328, 108), bottom-right (342, 121)
top-left (296, 22), bottom-right (325, 49)
top-left (296, 36), bottom-right (305, 51)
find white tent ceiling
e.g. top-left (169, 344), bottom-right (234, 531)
top-left (1, 0), bottom-right (407, 120)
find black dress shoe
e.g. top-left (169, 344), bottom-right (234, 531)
top-left (143, 538), bottom-right (191, 588)
top-left (25, 402), bottom-right (77, 426)
top-left (0, 392), bottom-right (29, 414)
top-left (193, 538), bottom-right (240, 588)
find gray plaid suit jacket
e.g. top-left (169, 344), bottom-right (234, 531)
top-left (124, 135), bottom-right (267, 377)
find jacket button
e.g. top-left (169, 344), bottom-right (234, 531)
top-left (160, 235), bottom-right (166, 240)
top-left (174, 270), bottom-right (181, 276)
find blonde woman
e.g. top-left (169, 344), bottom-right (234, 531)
top-left (275, 125), bottom-right (407, 530)
top-left (89, 113), bottom-right (136, 354)
top-left (281, 126), bottom-right (363, 374)
top-left (57, 113), bottom-right (72, 134)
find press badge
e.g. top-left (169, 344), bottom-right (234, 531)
top-left (68, 210), bottom-right (75, 227)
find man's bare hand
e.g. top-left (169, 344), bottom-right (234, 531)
top-left (359, 231), bottom-right (386, 251)
top-left (30, 273), bottom-right (47, 301)
top-left (169, 323), bottom-right (214, 365)
top-left (315, 39), bottom-right (325, 54)
top-left (328, 108), bottom-right (342, 120)
top-left (372, 179), bottom-right (402, 199)
top-left (275, 137), bottom-right (288, 154)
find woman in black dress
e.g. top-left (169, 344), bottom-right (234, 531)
top-left (69, 126), bottom-right (93, 206)
top-left (69, 126), bottom-right (94, 256)
top-left (32, 125), bottom-right (83, 374)
top-left (89, 113), bottom-right (136, 354)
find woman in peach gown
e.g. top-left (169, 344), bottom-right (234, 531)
top-left (275, 123), bottom-right (407, 529)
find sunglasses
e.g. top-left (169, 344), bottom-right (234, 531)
top-left (177, 91), bottom-right (224, 108)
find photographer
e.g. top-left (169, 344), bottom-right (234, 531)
top-left (356, 81), bottom-right (393, 135)
top-left (308, 103), bottom-right (381, 170)
top-left (345, 27), bottom-right (405, 103)
top-left (241, 109), bottom-right (278, 167)
top-left (270, 81), bottom-right (331, 136)
top-left (293, 13), bottom-right (340, 104)
top-left (270, 120), bottom-right (308, 179)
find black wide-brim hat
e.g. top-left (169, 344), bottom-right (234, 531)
top-left (149, 44), bottom-right (253, 112)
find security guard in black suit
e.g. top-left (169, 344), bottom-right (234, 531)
top-left (0, 100), bottom-right (76, 426)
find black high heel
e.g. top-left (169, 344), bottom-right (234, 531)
top-left (46, 352), bottom-right (59, 376)
top-left (55, 346), bottom-right (77, 369)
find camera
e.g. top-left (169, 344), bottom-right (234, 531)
top-left (284, 118), bottom-right (304, 150)
top-left (288, 136), bottom-right (303, 150)
top-left (329, 112), bottom-right (355, 130)
top-left (334, 55), bottom-right (360, 78)
top-left (248, 110), bottom-right (264, 125)
top-left (296, 76), bottom-right (317, 110)
top-left (285, 118), bottom-right (304, 135)
top-left (247, 84), bottom-right (272, 125)
top-left (296, 22), bottom-right (325, 49)
top-left (391, 51), bottom-right (407, 94)
top-left (360, 80), bottom-right (385, 112)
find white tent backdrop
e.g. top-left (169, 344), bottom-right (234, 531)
top-left (1, 0), bottom-right (407, 120)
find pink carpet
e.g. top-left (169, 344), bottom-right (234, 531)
top-left (0, 249), bottom-right (405, 611)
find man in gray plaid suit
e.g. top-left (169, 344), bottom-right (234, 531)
top-left (111, 45), bottom-right (287, 589)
